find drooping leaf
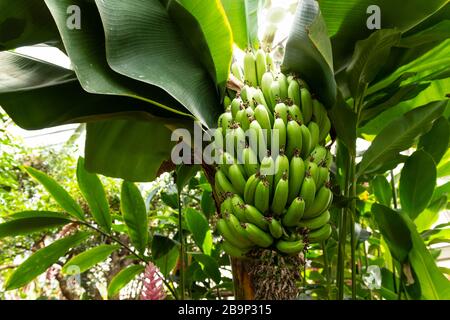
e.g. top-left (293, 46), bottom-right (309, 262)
top-left (94, 0), bottom-right (221, 128)
top-left (415, 196), bottom-right (448, 232)
top-left (0, 212), bottom-right (71, 239)
top-left (328, 91), bottom-right (357, 155)
top-left (192, 253), bottom-right (221, 284)
top-left (44, 0), bottom-right (189, 116)
top-left (185, 208), bottom-right (213, 255)
top-left (178, 0), bottom-right (233, 91)
top-left (0, 0), bottom-right (59, 51)
top-left (201, 191), bottom-right (216, 218)
top-left (346, 29), bottom-right (401, 100)
top-left (5, 232), bottom-right (90, 290)
top-left (76, 157), bottom-right (111, 232)
top-left (372, 204), bottom-right (412, 263)
top-left (418, 117), bottom-right (450, 164)
top-left (107, 264), bottom-right (145, 298)
top-left (175, 165), bottom-right (200, 192)
top-left (25, 166), bottom-right (85, 221)
top-left (357, 100), bottom-right (446, 176)
top-left (62, 244), bottom-right (120, 274)
top-left (220, 0), bottom-right (262, 49)
top-left (283, 0), bottom-right (336, 108)
top-left (399, 20), bottom-right (450, 48)
top-left (371, 175), bottom-right (392, 207)
top-left (399, 150), bottom-right (437, 219)
top-left (120, 181), bottom-right (149, 253)
top-left (151, 235), bottom-right (179, 277)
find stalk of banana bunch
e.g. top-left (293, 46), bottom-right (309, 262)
top-left (216, 48), bottom-right (333, 258)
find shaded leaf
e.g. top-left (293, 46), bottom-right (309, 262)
top-left (152, 235), bottom-right (179, 277)
top-left (192, 253), bottom-right (221, 283)
top-left (371, 175), bottom-right (392, 207)
top-left (185, 208), bottom-right (213, 255)
top-left (62, 244), bottom-right (120, 274)
top-left (418, 117), bottom-right (450, 164)
top-left (328, 91), bottom-right (356, 155)
top-left (415, 195), bottom-right (448, 232)
top-left (201, 191), bottom-right (216, 218)
top-left (120, 181), bottom-right (148, 253)
top-left (5, 232), bottom-right (90, 290)
top-left (107, 264), bottom-right (145, 298)
top-left (175, 165), bottom-right (200, 192)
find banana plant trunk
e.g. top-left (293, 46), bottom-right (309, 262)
top-left (230, 258), bottom-right (256, 299)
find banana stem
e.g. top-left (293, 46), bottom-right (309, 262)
top-left (178, 190), bottom-right (186, 300)
top-left (322, 241), bottom-right (331, 300)
top-left (350, 155), bottom-right (357, 300)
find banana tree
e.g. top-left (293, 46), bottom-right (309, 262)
top-left (1, 0), bottom-right (449, 299)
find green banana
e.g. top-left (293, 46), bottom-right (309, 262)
top-left (300, 173), bottom-right (316, 210)
top-left (299, 210), bottom-right (330, 230)
top-left (288, 79), bottom-right (301, 107)
top-left (230, 98), bottom-right (242, 119)
top-left (217, 219), bottom-right (250, 249)
top-left (231, 62), bottom-right (244, 82)
top-left (218, 151), bottom-right (235, 174)
top-left (225, 213), bottom-right (254, 247)
top-left (243, 204), bottom-right (269, 230)
top-left (249, 119), bottom-right (267, 161)
top-left (274, 102), bottom-right (288, 124)
top-left (300, 87), bottom-right (313, 124)
top-left (253, 88), bottom-right (270, 112)
top-left (310, 146), bottom-right (328, 165)
top-left (308, 121), bottom-right (320, 152)
top-left (267, 217), bottom-right (283, 239)
top-left (216, 170), bottom-right (238, 194)
top-left (235, 108), bottom-right (250, 131)
top-left (273, 117), bottom-right (287, 151)
top-left (254, 178), bottom-right (270, 214)
top-left (243, 223), bottom-right (273, 248)
top-left (308, 223), bottom-right (332, 243)
top-left (286, 118), bottom-right (302, 159)
top-left (260, 153), bottom-right (275, 178)
top-left (228, 163), bottom-right (246, 196)
top-left (255, 49), bottom-right (267, 86)
top-left (274, 153), bottom-right (289, 186)
top-left (269, 80), bottom-right (281, 108)
top-left (261, 72), bottom-right (274, 109)
top-left (266, 52), bottom-right (275, 72)
top-left (222, 240), bottom-right (250, 258)
top-left (254, 105), bottom-right (272, 148)
top-left (240, 85), bottom-right (251, 103)
top-left (244, 51), bottom-right (258, 87)
top-left (244, 174), bottom-right (259, 204)
top-left (220, 195), bottom-right (233, 215)
top-left (245, 106), bottom-right (255, 119)
top-left (319, 115), bottom-right (331, 143)
top-left (305, 160), bottom-right (319, 186)
top-left (242, 146), bottom-right (259, 177)
top-left (316, 165), bottom-right (330, 189)
top-left (277, 73), bottom-right (288, 99)
top-left (282, 197), bottom-right (305, 227)
top-left (325, 149), bottom-right (333, 169)
top-left (312, 99), bottom-right (327, 125)
top-left (213, 127), bottom-right (224, 154)
top-left (287, 104), bottom-right (304, 123)
top-left (288, 151), bottom-right (305, 204)
top-left (219, 112), bottom-right (233, 132)
top-left (271, 175), bottom-right (289, 215)
top-left (303, 186), bottom-right (332, 219)
top-left (231, 194), bottom-right (247, 222)
top-left (300, 124), bottom-right (311, 159)
top-left (276, 239), bottom-right (304, 255)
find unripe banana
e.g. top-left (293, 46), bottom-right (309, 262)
top-left (255, 49), bottom-right (267, 86)
top-left (231, 194), bottom-right (246, 222)
top-left (287, 104), bottom-right (304, 123)
top-left (244, 174), bottom-right (259, 204)
top-left (253, 88), bottom-right (269, 111)
top-left (277, 73), bottom-right (288, 99)
top-left (245, 106), bottom-right (254, 119)
top-left (217, 219), bottom-right (250, 249)
top-left (230, 98), bottom-right (242, 119)
top-left (254, 105), bottom-right (272, 148)
top-left (286, 118), bottom-right (302, 159)
top-left (220, 195), bottom-right (234, 215)
top-left (305, 160), bottom-right (319, 186)
top-left (235, 108), bottom-right (249, 132)
top-left (240, 85), bottom-right (251, 103)
top-left (303, 186), bottom-right (333, 219)
top-left (300, 173), bottom-right (316, 210)
top-left (261, 72), bottom-right (274, 109)
top-left (282, 197), bottom-right (305, 227)
top-left (231, 62), bottom-right (244, 82)
top-left (310, 146), bottom-right (328, 165)
top-left (213, 127), bottom-right (224, 154)
top-left (287, 79), bottom-right (301, 107)
top-left (242, 146), bottom-right (259, 177)
top-left (319, 115), bottom-right (331, 143)
top-left (267, 217), bottom-right (283, 239)
top-left (228, 163), bottom-right (246, 196)
top-left (316, 165), bottom-right (330, 189)
top-left (249, 120), bottom-right (267, 161)
top-left (276, 239), bottom-right (304, 255)
top-left (266, 52), bottom-right (275, 72)
top-left (216, 170), bottom-right (237, 194)
top-left (271, 175), bottom-right (289, 216)
top-left (269, 80), bottom-right (281, 109)
top-left (288, 151), bottom-right (305, 204)
top-left (225, 213), bottom-right (254, 247)
top-left (228, 125), bottom-right (246, 159)
top-left (312, 99), bottom-right (327, 125)
top-left (274, 102), bottom-right (288, 125)
top-left (218, 151), bottom-right (235, 174)
top-left (299, 210), bottom-right (330, 230)
top-left (273, 117), bottom-right (287, 151)
top-left (244, 51), bottom-right (258, 87)
top-left (308, 223), bottom-right (332, 243)
top-left (325, 149), bottom-right (333, 169)
top-left (274, 153), bottom-right (289, 186)
top-left (224, 96), bottom-right (231, 109)
top-left (300, 87), bottom-right (313, 124)
top-left (307, 121), bottom-right (320, 152)
top-left (243, 223), bottom-right (273, 248)
top-left (300, 124), bottom-right (311, 159)
top-left (219, 112), bottom-right (233, 132)
top-left (283, 230), bottom-right (301, 241)
top-left (244, 204), bottom-right (269, 230)
top-left (222, 240), bottom-right (250, 258)
top-left (254, 178), bottom-right (270, 214)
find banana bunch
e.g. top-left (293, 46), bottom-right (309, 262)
top-left (216, 49), bottom-right (333, 258)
